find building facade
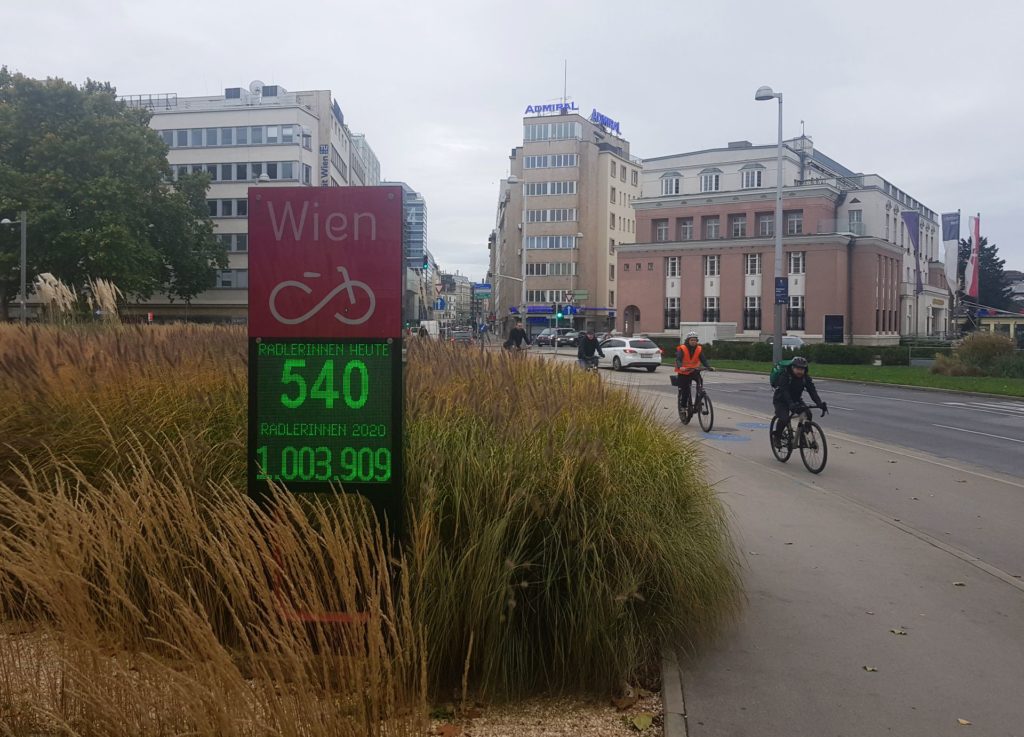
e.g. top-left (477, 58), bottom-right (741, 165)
top-left (490, 106), bottom-right (642, 336)
top-left (123, 81), bottom-right (380, 321)
top-left (617, 137), bottom-right (948, 344)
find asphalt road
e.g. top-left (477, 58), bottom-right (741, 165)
top-left (649, 371), bottom-right (1024, 479)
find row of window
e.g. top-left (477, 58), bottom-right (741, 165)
top-left (215, 269), bottom-right (248, 289)
top-left (526, 289), bottom-right (573, 302)
top-left (659, 166), bottom-right (763, 196)
top-left (610, 160), bottom-right (640, 186)
top-left (663, 296), bottom-right (805, 330)
top-left (207, 198), bottom-right (249, 218)
top-left (660, 252), bottom-right (805, 277)
top-left (609, 186), bottom-right (637, 207)
top-left (526, 208), bottom-right (577, 223)
top-left (524, 154), bottom-right (578, 169)
top-left (610, 214), bottom-right (635, 233)
top-left (524, 122), bottom-right (583, 142)
top-left (215, 233), bottom-right (248, 252)
top-left (652, 211), bottom-right (804, 242)
top-left (159, 124), bottom-right (312, 150)
top-left (525, 180), bottom-right (577, 196)
top-left (330, 144), bottom-right (349, 182)
top-left (526, 262), bottom-right (578, 276)
top-left (174, 161), bottom-right (312, 184)
top-left (525, 235), bottom-right (578, 250)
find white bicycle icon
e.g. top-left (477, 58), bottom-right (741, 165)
top-left (268, 266), bottom-right (377, 326)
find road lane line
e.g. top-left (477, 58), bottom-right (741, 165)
top-left (932, 424), bottom-right (1024, 444)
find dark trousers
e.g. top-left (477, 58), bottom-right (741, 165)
top-left (772, 400), bottom-right (791, 436)
top-left (678, 374), bottom-right (696, 406)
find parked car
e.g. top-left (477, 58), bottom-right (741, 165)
top-left (598, 337), bottom-right (664, 372)
top-left (450, 329), bottom-right (474, 344)
top-left (535, 327), bottom-right (575, 347)
top-left (766, 335), bottom-right (806, 350)
top-left (556, 330), bottom-right (580, 347)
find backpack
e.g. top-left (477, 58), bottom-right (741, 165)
top-left (769, 358), bottom-right (794, 388)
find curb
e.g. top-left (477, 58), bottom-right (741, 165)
top-left (661, 649), bottom-right (687, 737)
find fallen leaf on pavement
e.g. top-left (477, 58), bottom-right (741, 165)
top-left (953, 582), bottom-right (966, 587)
top-left (888, 459), bottom-right (897, 463)
top-left (436, 725), bottom-right (462, 737)
top-left (956, 479), bottom-right (967, 483)
top-left (631, 713), bottom-right (654, 731)
top-left (863, 666), bottom-right (878, 672)
top-left (613, 695), bottom-right (639, 710)
top-left (890, 629), bottom-right (908, 636)
top-left (957, 718), bottom-right (972, 726)
top-left (866, 611), bottom-right (875, 615)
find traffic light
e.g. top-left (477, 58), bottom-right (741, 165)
top-left (551, 303), bottom-right (556, 315)
top-left (422, 253), bottom-right (429, 270)
top-left (555, 304), bottom-right (563, 319)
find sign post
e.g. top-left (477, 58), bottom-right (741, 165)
top-left (248, 186), bottom-right (404, 536)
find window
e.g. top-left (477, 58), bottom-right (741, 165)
top-left (666, 256), bottom-right (680, 277)
top-left (160, 130), bottom-right (174, 146)
top-left (648, 262), bottom-right (654, 271)
top-left (609, 238), bottom-right (615, 254)
top-left (703, 216), bottom-right (720, 239)
top-left (623, 263), bottom-right (630, 272)
top-left (654, 219), bottom-right (669, 242)
top-left (525, 235), bottom-right (578, 249)
top-left (302, 163), bottom-right (312, 185)
top-left (700, 169), bottom-right (721, 192)
top-left (220, 200), bottom-right (233, 217)
top-left (609, 265), bottom-right (615, 281)
top-left (609, 290), bottom-right (615, 308)
top-left (785, 210), bottom-right (803, 235)
top-left (745, 253), bottom-right (762, 275)
top-left (266, 126), bottom-right (279, 144)
top-left (635, 262), bottom-right (641, 271)
top-left (236, 199), bottom-right (248, 217)
top-left (744, 296), bottom-right (762, 330)
top-left (848, 209), bottom-right (863, 235)
top-left (175, 129), bottom-right (188, 147)
top-left (758, 213), bottom-right (774, 237)
top-left (730, 214), bottom-right (747, 238)
top-left (251, 127), bottom-right (263, 144)
top-left (281, 125), bottom-right (294, 144)
top-left (266, 162), bottom-right (278, 180)
top-left (205, 128), bottom-right (218, 146)
top-left (235, 234), bottom-right (248, 252)
top-left (620, 166), bottom-right (626, 182)
top-left (281, 162), bottom-right (294, 180)
top-left (527, 208), bottom-right (578, 223)
top-left (215, 269), bottom-right (248, 289)
top-left (610, 213), bottom-right (616, 228)
top-left (610, 186), bottom-right (617, 204)
top-left (677, 217), bottom-right (694, 240)
top-left (741, 167), bottom-right (763, 188)
top-left (302, 129), bottom-right (312, 150)
top-left (236, 163), bottom-right (248, 181)
top-left (523, 121), bottom-right (583, 141)
top-left (191, 128), bottom-right (203, 146)
top-left (665, 297), bottom-right (680, 330)
top-left (787, 295), bottom-right (805, 330)
top-left (703, 255), bottom-right (720, 276)
top-left (703, 297), bottom-right (720, 322)
top-left (236, 127), bottom-right (248, 145)
top-left (661, 174), bottom-right (681, 195)
top-left (220, 164), bottom-right (233, 181)
top-left (611, 161), bottom-right (617, 177)
top-left (788, 251), bottom-right (805, 275)
top-left (175, 164), bottom-right (189, 180)
top-left (631, 170), bottom-right (638, 186)
top-left (218, 127), bottom-right (232, 146)
top-left (207, 200), bottom-right (217, 217)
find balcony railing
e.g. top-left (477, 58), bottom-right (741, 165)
top-left (664, 310), bottom-right (680, 330)
top-left (816, 219), bottom-right (867, 236)
top-left (743, 309), bottom-right (762, 331)
top-left (786, 309), bottom-right (805, 331)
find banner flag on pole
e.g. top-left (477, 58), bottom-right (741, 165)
top-left (965, 215), bottom-right (980, 298)
top-left (941, 212), bottom-right (960, 291)
top-left (901, 211), bottom-right (924, 295)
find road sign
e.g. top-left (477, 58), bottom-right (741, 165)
top-left (572, 289), bottom-right (589, 300)
top-left (435, 297), bottom-right (446, 310)
top-left (248, 186), bottom-right (403, 534)
top-left (774, 277), bottom-right (789, 305)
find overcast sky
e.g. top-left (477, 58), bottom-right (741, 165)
top-left (6, 0), bottom-right (1023, 279)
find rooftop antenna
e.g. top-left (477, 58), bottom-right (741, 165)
top-left (563, 60), bottom-right (567, 106)
top-left (801, 119), bottom-right (805, 137)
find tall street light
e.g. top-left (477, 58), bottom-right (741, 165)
top-left (1, 211), bottom-right (28, 325)
top-left (755, 85), bottom-right (784, 364)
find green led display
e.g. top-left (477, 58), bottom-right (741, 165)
top-left (252, 339), bottom-right (396, 486)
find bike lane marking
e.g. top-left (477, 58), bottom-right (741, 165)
top-left (931, 424), bottom-right (1024, 444)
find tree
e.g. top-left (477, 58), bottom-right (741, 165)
top-left (956, 234), bottom-right (1016, 312)
top-left (0, 68), bottom-right (226, 320)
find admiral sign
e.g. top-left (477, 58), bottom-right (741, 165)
top-left (524, 101), bottom-right (579, 115)
top-left (589, 109), bottom-right (621, 134)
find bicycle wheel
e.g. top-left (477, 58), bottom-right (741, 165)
top-left (677, 389), bottom-right (690, 424)
top-left (799, 421), bottom-right (828, 474)
top-left (697, 392), bottom-right (714, 433)
top-left (769, 417), bottom-right (792, 462)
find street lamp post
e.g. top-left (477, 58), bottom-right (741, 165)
top-left (1, 211), bottom-right (28, 325)
top-left (755, 86), bottom-right (784, 364)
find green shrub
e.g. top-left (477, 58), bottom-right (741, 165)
top-left (931, 353), bottom-right (984, 376)
top-left (990, 352), bottom-right (1024, 378)
top-left (405, 342), bottom-right (742, 697)
top-left (956, 332), bottom-right (1015, 370)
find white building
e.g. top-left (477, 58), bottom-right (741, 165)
top-left (121, 81), bottom-right (380, 321)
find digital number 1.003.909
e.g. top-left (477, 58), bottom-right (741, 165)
top-left (256, 445), bottom-right (392, 483)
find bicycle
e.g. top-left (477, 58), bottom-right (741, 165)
top-left (675, 368), bottom-right (714, 433)
top-left (770, 402), bottom-right (829, 473)
top-left (579, 354), bottom-right (601, 373)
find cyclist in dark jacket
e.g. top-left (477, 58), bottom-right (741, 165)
top-left (577, 329), bottom-right (604, 368)
top-left (505, 322), bottom-right (530, 349)
top-left (771, 356), bottom-right (827, 446)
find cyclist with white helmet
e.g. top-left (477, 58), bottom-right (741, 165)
top-left (771, 356), bottom-right (828, 447)
top-left (675, 331), bottom-right (713, 423)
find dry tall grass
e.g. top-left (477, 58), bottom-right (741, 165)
top-left (0, 325), bottom-right (741, 730)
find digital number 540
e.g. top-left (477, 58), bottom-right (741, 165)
top-left (280, 359), bottom-right (369, 410)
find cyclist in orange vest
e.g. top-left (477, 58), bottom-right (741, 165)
top-left (675, 331), bottom-right (714, 422)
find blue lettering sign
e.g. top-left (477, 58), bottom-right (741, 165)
top-left (524, 101), bottom-right (580, 115)
top-left (589, 109), bottom-right (621, 134)
top-left (319, 144), bottom-right (330, 187)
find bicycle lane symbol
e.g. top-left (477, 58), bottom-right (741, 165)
top-left (268, 266), bottom-right (377, 326)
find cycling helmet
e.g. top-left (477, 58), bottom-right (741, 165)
top-left (791, 356), bottom-right (809, 368)
top-left (685, 331), bottom-right (700, 340)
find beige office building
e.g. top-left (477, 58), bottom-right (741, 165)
top-left (121, 81), bottom-right (380, 322)
top-left (490, 106), bottom-right (642, 336)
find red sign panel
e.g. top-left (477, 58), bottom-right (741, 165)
top-left (248, 186), bottom-right (403, 338)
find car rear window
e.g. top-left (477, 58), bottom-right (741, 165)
top-left (630, 339), bottom-right (658, 349)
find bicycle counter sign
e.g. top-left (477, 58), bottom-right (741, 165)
top-left (247, 187), bottom-right (404, 534)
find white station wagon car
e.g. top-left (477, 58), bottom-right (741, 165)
top-left (598, 337), bottom-right (663, 372)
